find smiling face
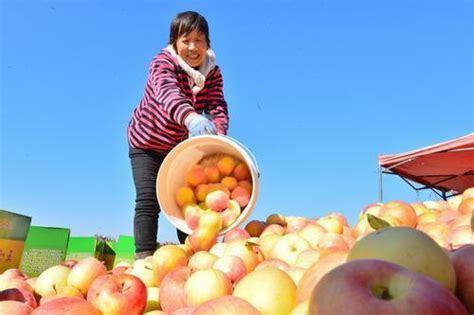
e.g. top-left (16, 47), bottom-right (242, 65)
top-left (176, 30), bottom-right (208, 68)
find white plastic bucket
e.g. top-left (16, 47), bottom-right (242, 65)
top-left (157, 135), bottom-right (260, 235)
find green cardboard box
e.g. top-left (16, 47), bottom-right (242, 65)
top-left (66, 236), bottom-right (102, 260)
top-left (0, 209), bottom-right (32, 273)
top-left (66, 237), bottom-right (117, 270)
top-left (113, 235), bottom-right (135, 266)
top-left (19, 226), bottom-right (70, 277)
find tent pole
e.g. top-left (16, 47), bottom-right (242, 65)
top-left (379, 166), bottom-right (384, 203)
top-left (442, 191), bottom-right (447, 201)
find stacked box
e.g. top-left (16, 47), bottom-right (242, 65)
top-left (66, 236), bottom-right (102, 260)
top-left (0, 209), bottom-right (32, 273)
top-left (19, 226), bottom-right (70, 277)
top-left (113, 235), bottom-right (136, 266)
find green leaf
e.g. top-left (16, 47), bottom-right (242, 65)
top-left (245, 240), bottom-right (260, 247)
top-left (367, 214), bottom-right (391, 230)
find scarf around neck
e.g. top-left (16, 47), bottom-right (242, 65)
top-left (165, 45), bottom-right (216, 94)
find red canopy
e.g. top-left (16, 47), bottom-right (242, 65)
top-left (378, 133), bottom-right (474, 194)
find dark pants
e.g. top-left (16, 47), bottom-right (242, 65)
top-left (129, 147), bottom-right (188, 254)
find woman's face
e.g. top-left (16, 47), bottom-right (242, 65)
top-left (176, 30), bottom-right (208, 68)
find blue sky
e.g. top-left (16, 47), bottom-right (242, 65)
top-left (1, 0), bottom-right (472, 243)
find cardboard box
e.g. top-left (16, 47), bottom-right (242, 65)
top-left (66, 236), bottom-right (102, 260)
top-left (0, 209), bottom-right (32, 273)
top-left (113, 235), bottom-right (135, 266)
top-left (66, 237), bottom-right (117, 270)
top-left (19, 226), bottom-right (70, 277)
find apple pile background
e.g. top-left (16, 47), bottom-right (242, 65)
top-left (1, 184), bottom-right (473, 314)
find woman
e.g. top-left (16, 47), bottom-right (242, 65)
top-left (127, 11), bottom-right (229, 259)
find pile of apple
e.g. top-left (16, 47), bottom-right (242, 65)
top-left (175, 154), bottom-right (252, 251)
top-left (1, 188), bottom-right (473, 314)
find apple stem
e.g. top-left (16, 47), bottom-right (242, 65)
top-left (121, 281), bottom-right (130, 293)
top-left (372, 285), bottom-right (392, 300)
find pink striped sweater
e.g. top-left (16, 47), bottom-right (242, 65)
top-left (128, 49), bottom-right (229, 153)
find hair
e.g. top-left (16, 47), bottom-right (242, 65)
top-left (169, 11), bottom-right (211, 49)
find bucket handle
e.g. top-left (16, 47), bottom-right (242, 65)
top-left (222, 135), bottom-right (260, 178)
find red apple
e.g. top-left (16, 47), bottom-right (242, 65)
top-left (0, 287), bottom-right (37, 309)
top-left (296, 249), bottom-right (348, 303)
top-left (209, 242), bottom-right (228, 257)
top-left (39, 285), bottom-right (84, 305)
top-left (183, 204), bottom-right (204, 230)
top-left (458, 198), bottom-right (474, 215)
top-left (424, 200), bottom-right (446, 211)
top-left (317, 232), bottom-right (350, 253)
top-left (187, 251), bottom-right (218, 270)
top-left (297, 222), bottom-right (326, 249)
top-left (255, 258), bottom-right (289, 272)
top-left (437, 209), bottom-right (461, 225)
top-left (220, 200), bottom-right (241, 228)
top-left (450, 214), bottom-right (472, 230)
top-left (230, 186), bottom-right (250, 208)
top-left (110, 265), bottom-right (128, 276)
top-left (0, 277), bottom-right (33, 293)
top-left (0, 269), bottom-right (28, 281)
top-left (223, 228), bottom-right (250, 243)
top-left (159, 266), bottom-right (191, 313)
top-left (213, 255), bottom-right (247, 283)
top-left (446, 225), bottom-right (474, 250)
top-left (87, 274), bottom-right (147, 315)
top-left (32, 297), bottom-right (99, 315)
top-left (0, 301), bottom-right (32, 314)
top-left (260, 223), bottom-right (285, 237)
top-left (316, 215), bottom-right (344, 234)
top-left (205, 190), bottom-right (229, 212)
top-left (67, 257), bottom-right (107, 295)
top-left (193, 296), bottom-right (260, 315)
top-left (35, 265), bottom-right (70, 298)
top-left (257, 233), bottom-right (282, 259)
top-left (285, 266), bottom-right (306, 286)
top-left (294, 249), bottom-right (320, 269)
top-left (233, 266), bottom-right (297, 314)
top-left (171, 307), bottom-right (195, 315)
top-left (451, 244), bottom-right (474, 313)
top-left (60, 259), bottom-right (79, 269)
top-left (184, 269), bottom-right (232, 307)
top-left (198, 210), bottom-right (223, 231)
top-left (378, 200), bottom-right (417, 227)
top-left (189, 226), bottom-right (219, 252)
top-left (152, 245), bottom-right (189, 287)
top-left (447, 194), bottom-right (463, 211)
top-left (144, 286), bottom-right (160, 313)
top-left (223, 241), bottom-right (259, 273)
top-left (285, 217), bottom-right (308, 233)
top-left (126, 259), bottom-right (154, 287)
top-left (359, 203), bottom-right (383, 220)
top-left (272, 233), bottom-right (312, 266)
top-left (309, 259), bottom-right (468, 315)
top-left (416, 222), bottom-right (450, 248)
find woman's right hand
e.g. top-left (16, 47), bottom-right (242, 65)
top-left (185, 113), bottom-right (217, 137)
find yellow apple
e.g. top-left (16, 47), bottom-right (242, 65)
top-left (233, 266), bottom-right (296, 315)
top-left (347, 227), bottom-right (456, 292)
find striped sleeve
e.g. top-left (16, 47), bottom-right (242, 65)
top-left (149, 55), bottom-right (196, 125)
top-left (205, 66), bottom-right (229, 135)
